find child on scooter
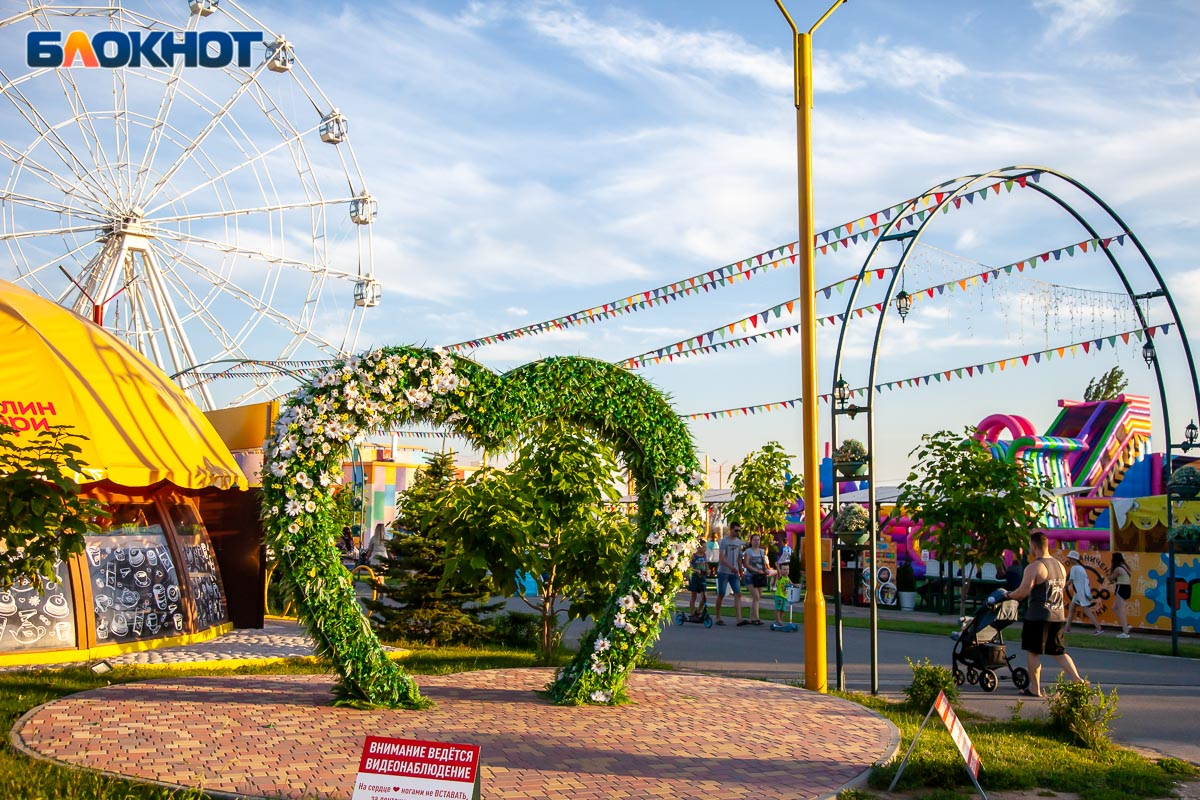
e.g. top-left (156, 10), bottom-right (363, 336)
top-left (772, 561), bottom-right (793, 628)
top-left (688, 542), bottom-right (708, 621)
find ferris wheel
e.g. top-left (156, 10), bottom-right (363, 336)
top-left (0, 0), bottom-right (381, 409)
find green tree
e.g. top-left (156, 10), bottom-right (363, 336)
top-left (363, 451), bottom-right (497, 646)
top-left (0, 424), bottom-right (105, 589)
top-left (724, 442), bottom-right (802, 537)
top-left (1084, 366), bottom-right (1128, 402)
top-left (896, 427), bottom-right (1051, 616)
top-left (442, 424), bottom-right (636, 659)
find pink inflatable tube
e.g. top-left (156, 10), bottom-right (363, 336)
top-left (975, 413), bottom-right (1037, 444)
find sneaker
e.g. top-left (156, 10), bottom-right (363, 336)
top-left (1117, 632), bottom-right (1131, 639)
top-left (715, 618), bottom-right (725, 626)
top-left (1092, 630), bottom-right (1104, 636)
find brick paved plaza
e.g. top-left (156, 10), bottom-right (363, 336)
top-left (13, 668), bottom-right (898, 800)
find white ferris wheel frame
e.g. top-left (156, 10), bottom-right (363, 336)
top-left (0, 0), bottom-right (379, 409)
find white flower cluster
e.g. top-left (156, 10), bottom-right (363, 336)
top-left (262, 347), bottom-right (468, 555)
top-left (588, 469), bottom-right (706, 687)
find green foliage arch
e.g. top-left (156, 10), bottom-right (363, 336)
top-left (261, 346), bottom-right (704, 708)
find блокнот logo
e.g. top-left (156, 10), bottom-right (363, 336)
top-left (27, 30), bottom-right (264, 68)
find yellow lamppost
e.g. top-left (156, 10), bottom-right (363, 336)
top-left (775, 0), bottom-right (847, 693)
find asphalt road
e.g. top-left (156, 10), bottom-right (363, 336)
top-left (642, 613), bottom-right (1200, 763)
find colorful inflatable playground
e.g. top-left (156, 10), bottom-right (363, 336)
top-left (779, 392), bottom-right (1197, 634)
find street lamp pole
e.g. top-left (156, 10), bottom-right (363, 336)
top-left (775, 0), bottom-right (847, 693)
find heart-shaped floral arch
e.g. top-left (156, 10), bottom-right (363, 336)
top-left (261, 346), bottom-right (704, 708)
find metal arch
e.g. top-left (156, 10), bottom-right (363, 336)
top-left (828, 164), bottom-right (1200, 689)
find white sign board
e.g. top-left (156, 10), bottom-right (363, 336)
top-left (352, 736), bottom-right (481, 800)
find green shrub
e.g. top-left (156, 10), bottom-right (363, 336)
top-left (1046, 675), bottom-right (1120, 749)
top-left (904, 656), bottom-right (958, 710)
top-left (486, 611), bottom-right (543, 649)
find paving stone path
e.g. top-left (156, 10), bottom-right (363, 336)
top-left (13, 668), bottom-right (899, 800)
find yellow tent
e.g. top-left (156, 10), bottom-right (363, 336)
top-left (0, 279), bottom-right (246, 491)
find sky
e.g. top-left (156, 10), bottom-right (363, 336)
top-left (3, 0), bottom-right (1200, 482)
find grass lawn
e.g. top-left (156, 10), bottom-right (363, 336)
top-left (836, 690), bottom-right (1199, 800)
top-left (0, 646), bottom-right (547, 800)
top-left (0, 643), bottom-right (1194, 800)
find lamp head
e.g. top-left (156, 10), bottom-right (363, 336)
top-left (833, 375), bottom-right (850, 408)
top-left (895, 289), bottom-right (912, 322)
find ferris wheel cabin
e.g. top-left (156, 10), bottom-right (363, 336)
top-left (189, 0), bottom-right (218, 16)
top-left (265, 36), bottom-right (295, 72)
top-left (320, 110), bottom-right (349, 144)
top-left (354, 279), bottom-right (382, 308)
top-left (350, 191), bottom-right (377, 225)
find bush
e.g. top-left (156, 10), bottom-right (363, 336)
top-left (1168, 523), bottom-right (1200, 543)
top-left (834, 503), bottom-right (870, 532)
top-left (1047, 674), bottom-right (1120, 749)
top-left (903, 656), bottom-right (958, 710)
top-left (834, 438), bottom-right (867, 462)
top-left (486, 611), bottom-right (544, 650)
top-left (1168, 465), bottom-right (1200, 489)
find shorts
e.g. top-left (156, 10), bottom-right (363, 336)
top-left (688, 573), bottom-right (707, 593)
top-left (716, 572), bottom-right (741, 596)
top-left (751, 573), bottom-right (768, 589)
top-left (1116, 585), bottom-right (1132, 600)
top-left (1021, 619), bottom-right (1066, 656)
top-left (1071, 595), bottom-right (1092, 609)
top-left (774, 595), bottom-right (787, 612)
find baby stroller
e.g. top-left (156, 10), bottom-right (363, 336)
top-left (951, 589), bottom-right (1030, 693)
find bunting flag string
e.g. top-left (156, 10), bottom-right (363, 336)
top-left (620, 230), bottom-right (1125, 369)
top-left (682, 322), bottom-right (1171, 421)
top-left (441, 171), bottom-right (1047, 353)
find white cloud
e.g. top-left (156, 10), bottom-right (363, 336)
top-left (815, 39), bottom-right (969, 95)
top-left (1033, 0), bottom-right (1131, 43)
top-left (505, 306), bottom-right (529, 316)
top-left (509, 1), bottom-right (791, 94)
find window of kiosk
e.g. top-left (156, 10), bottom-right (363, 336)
top-left (0, 562), bottom-right (75, 652)
top-left (85, 502), bottom-right (185, 642)
top-left (165, 502), bottom-right (228, 631)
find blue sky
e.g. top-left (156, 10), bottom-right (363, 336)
top-left (5, 0), bottom-right (1200, 481)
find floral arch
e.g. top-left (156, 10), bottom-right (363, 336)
top-left (261, 346), bottom-right (704, 708)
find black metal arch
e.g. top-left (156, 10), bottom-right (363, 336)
top-left (827, 165), bottom-right (1200, 689)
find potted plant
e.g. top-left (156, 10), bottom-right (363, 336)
top-left (833, 503), bottom-right (871, 549)
top-left (896, 560), bottom-right (917, 611)
top-left (1168, 466), bottom-right (1200, 501)
top-left (833, 438), bottom-right (868, 477)
top-left (1169, 522), bottom-right (1200, 554)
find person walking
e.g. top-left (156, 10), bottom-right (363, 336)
top-left (743, 533), bottom-right (772, 626)
top-left (1063, 551), bottom-right (1103, 635)
top-left (1106, 552), bottom-right (1134, 638)
top-left (714, 523), bottom-right (746, 626)
top-left (1004, 531), bottom-right (1083, 697)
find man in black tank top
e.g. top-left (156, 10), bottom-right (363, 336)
top-left (1004, 531), bottom-right (1083, 697)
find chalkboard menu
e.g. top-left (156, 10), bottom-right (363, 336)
top-left (166, 502), bottom-right (228, 632)
top-left (85, 527), bottom-right (184, 643)
top-left (0, 564), bottom-right (75, 652)
top-left (177, 529), bottom-right (227, 631)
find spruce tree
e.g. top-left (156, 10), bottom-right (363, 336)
top-left (363, 451), bottom-right (497, 646)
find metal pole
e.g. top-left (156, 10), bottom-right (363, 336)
top-left (867, 404), bottom-right (878, 694)
top-left (1166, 443), bottom-right (1178, 655)
top-left (776, 0), bottom-right (846, 696)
